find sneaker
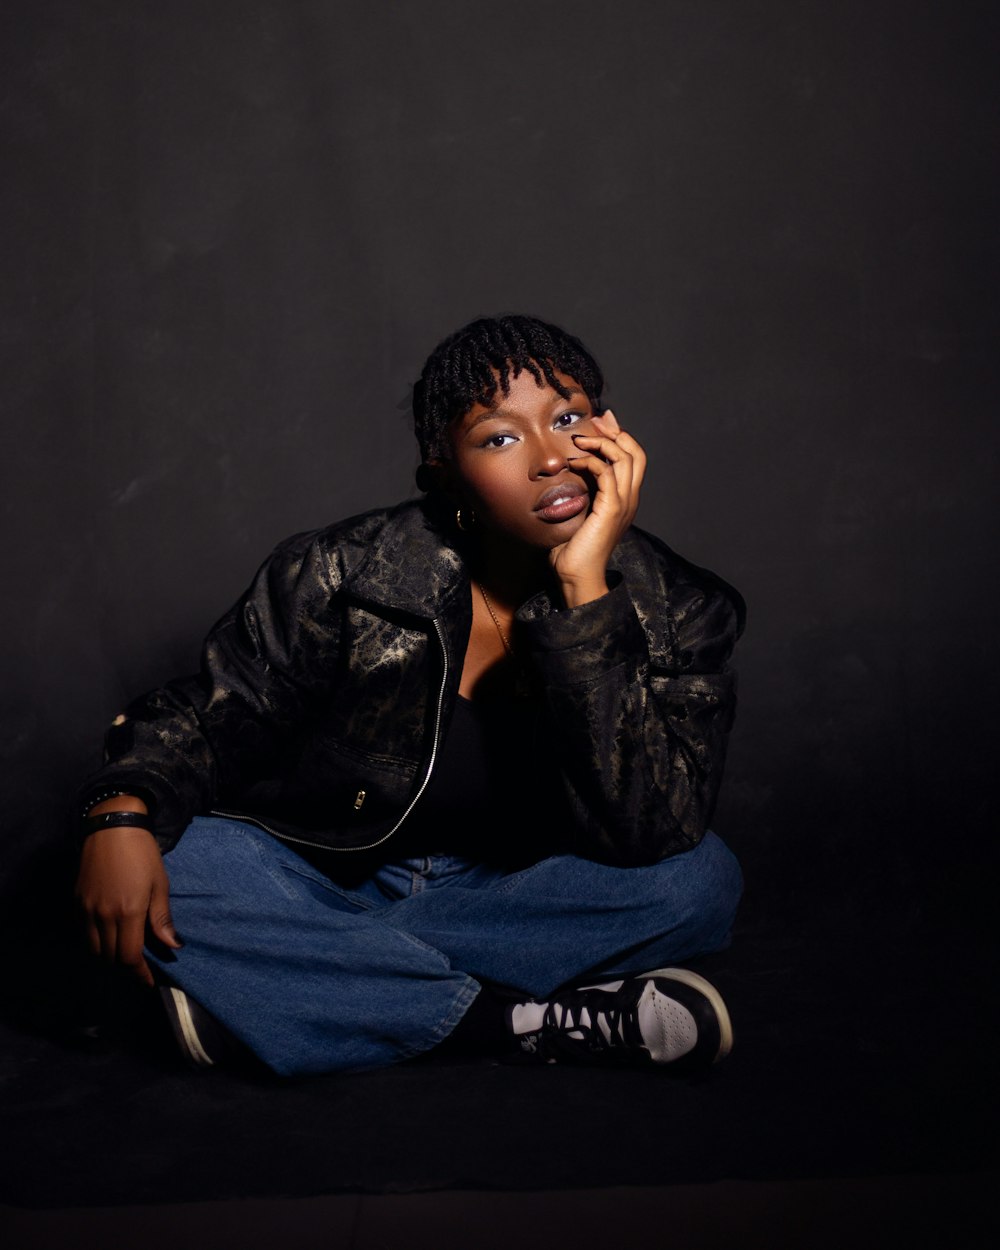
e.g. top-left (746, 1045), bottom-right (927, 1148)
top-left (506, 968), bottom-right (733, 1069)
top-left (158, 985), bottom-right (239, 1069)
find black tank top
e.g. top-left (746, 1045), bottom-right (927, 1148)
top-left (290, 692), bottom-right (569, 880)
top-left (390, 692), bottom-right (560, 863)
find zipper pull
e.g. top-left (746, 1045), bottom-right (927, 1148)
top-left (353, 790), bottom-right (366, 811)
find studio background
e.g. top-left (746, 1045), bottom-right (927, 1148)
top-left (2, 0), bottom-right (997, 974)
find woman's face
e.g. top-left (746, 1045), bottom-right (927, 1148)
top-left (443, 367), bottom-right (599, 551)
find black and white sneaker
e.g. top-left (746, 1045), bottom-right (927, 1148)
top-left (507, 968), bottom-right (733, 1069)
top-left (158, 985), bottom-right (241, 1069)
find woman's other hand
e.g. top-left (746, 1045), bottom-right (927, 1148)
top-left (550, 409), bottom-right (648, 607)
top-left (76, 818), bottom-right (181, 987)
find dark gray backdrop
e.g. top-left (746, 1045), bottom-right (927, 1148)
top-left (2, 1), bottom-right (997, 958)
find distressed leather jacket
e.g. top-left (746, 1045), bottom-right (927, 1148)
top-left (79, 499), bottom-right (744, 867)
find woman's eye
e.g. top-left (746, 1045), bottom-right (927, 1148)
top-left (483, 433), bottom-right (515, 448)
top-left (554, 411), bottom-right (586, 429)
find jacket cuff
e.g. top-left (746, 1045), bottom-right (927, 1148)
top-left (518, 576), bottom-right (649, 687)
top-left (76, 768), bottom-right (190, 852)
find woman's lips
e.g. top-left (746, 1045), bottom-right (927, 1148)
top-left (533, 480), bottom-right (589, 523)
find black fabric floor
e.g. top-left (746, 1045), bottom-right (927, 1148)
top-left (1, 899), bottom-right (995, 1216)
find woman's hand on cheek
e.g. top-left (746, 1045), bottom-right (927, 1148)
top-left (549, 409), bottom-right (648, 608)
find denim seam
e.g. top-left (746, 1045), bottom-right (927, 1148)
top-left (243, 833), bottom-right (318, 903)
top-left (276, 863), bottom-right (379, 911)
top-left (492, 856), bottom-right (557, 897)
top-left (219, 820), bottom-right (378, 911)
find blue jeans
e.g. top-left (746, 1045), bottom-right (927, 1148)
top-left (147, 817), bottom-right (743, 1075)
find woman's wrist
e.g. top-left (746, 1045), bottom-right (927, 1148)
top-left (81, 793), bottom-right (152, 838)
top-left (85, 794), bottom-right (150, 818)
top-left (560, 574), bottom-right (610, 610)
top-left (84, 811), bottom-right (154, 835)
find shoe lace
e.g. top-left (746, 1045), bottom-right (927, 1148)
top-left (540, 983), bottom-right (645, 1059)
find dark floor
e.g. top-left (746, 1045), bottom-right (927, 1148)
top-left (4, 1171), bottom-right (998, 1250)
top-left (1, 893), bottom-right (996, 1248)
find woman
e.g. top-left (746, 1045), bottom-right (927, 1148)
top-left (75, 314), bottom-right (745, 1075)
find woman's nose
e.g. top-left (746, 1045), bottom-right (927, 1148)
top-left (531, 432), bottom-right (570, 478)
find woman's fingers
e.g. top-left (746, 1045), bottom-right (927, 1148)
top-left (595, 408), bottom-right (622, 436)
top-left (550, 408), bottom-right (648, 605)
top-left (580, 413), bottom-right (646, 516)
top-left (84, 913), bottom-right (105, 959)
top-left (87, 903), bottom-right (157, 985)
top-left (94, 911), bottom-right (119, 961)
top-left (613, 428), bottom-right (647, 500)
top-left (148, 872), bottom-right (182, 950)
top-left (591, 415), bottom-right (645, 466)
top-left (571, 433), bottom-right (635, 516)
top-left (116, 911), bottom-right (155, 986)
top-left (570, 444), bottom-right (630, 506)
top-left (76, 826), bottom-right (172, 984)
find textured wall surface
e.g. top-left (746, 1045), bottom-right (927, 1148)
top-left (2, 2), bottom-right (996, 954)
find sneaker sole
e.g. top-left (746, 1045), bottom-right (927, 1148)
top-left (162, 986), bottom-right (216, 1067)
top-left (639, 967), bottom-right (734, 1064)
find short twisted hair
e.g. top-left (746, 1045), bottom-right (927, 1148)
top-left (412, 314), bottom-right (605, 468)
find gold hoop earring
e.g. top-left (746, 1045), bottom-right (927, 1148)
top-left (456, 508), bottom-right (476, 532)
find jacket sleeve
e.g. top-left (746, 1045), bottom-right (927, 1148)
top-left (518, 568), bottom-right (742, 866)
top-left (77, 530), bottom-right (342, 853)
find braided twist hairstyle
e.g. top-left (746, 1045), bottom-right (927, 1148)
top-left (412, 314), bottom-right (604, 475)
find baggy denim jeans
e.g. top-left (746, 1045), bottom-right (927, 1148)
top-left (146, 816), bottom-right (743, 1076)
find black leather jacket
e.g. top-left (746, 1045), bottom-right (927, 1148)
top-left (79, 500), bottom-right (745, 867)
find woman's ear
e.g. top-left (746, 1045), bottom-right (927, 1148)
top-left (419, 458), bottom-right (456, 498)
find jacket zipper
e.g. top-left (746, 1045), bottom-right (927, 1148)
top-left (210, 616), bottom-right (450, 854)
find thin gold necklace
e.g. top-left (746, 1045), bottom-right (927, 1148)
top-left (476, 582), bottom-right (514, 658)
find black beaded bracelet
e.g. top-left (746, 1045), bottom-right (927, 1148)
top-left (83, 811), bottom-right (154, 835)
top-left (81, 788), bottom-right (131, 820)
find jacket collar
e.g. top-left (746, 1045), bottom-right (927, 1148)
top-left (343, 499), bottom-right (471, 619)
top-left (342, 500), bottom-right (680, 668)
